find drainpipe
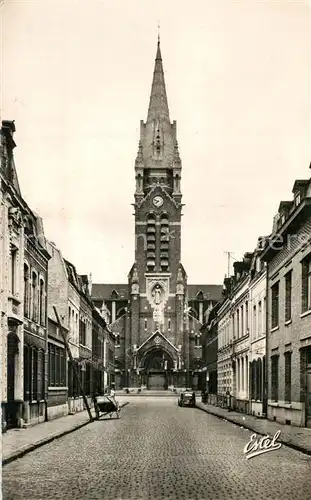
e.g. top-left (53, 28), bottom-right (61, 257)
top-left (263, 263), bottom-right (269, 417)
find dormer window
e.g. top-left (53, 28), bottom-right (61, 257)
top-left (295, 193), bottom-right (301, 206)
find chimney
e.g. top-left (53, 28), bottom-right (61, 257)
top-left (272, 213), bottom-right (279, 234)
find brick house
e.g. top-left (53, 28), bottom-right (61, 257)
top-left (262, 174), bottom-right (311, 427)
top-left (200, 301), bottom-right (221, 397)
top-left (92, 306), bottom-right (113, 394)
top-left (46, 241), bottom-right (70, 420)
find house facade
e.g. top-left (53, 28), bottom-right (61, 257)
top-left (46, 240), bottom-right (70, 420)
top-left (248, 247), bottom-right (267, 417)
top-left (1, 120), bottom-right (25, 430)
top-left (1, 120), bottom-right (51, 430)
top-left (262, 175), bottom-right (311, 427)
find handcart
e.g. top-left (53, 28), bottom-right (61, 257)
top-left (93, 395), bottom-right (121, 420)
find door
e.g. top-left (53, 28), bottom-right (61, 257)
top-left (306, 362), bottom-right (311, 428)
top-left (6, 331), bottom-right (19, 429)
top-left (148, 373), bottom-right (166, 390)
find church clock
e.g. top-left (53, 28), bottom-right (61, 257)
top-left (153, 195), bottom-right (164, 207)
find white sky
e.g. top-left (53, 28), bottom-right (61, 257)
top-left (2, 0), bottom-right (310, 285)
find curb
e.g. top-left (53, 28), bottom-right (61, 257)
top-left (196, 404), bottom-right (311, 457)
top-left (2, 419), bottom-right (92, 466)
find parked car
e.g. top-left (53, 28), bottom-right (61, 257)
top-left (178, 391), bottom-right (195, 407)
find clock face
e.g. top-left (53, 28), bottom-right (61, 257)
top-left (153, 196), bottom-right (164, 207)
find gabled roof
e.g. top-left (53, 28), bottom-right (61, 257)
top-left (278, 200), bottom-right (292, 212)
top-left (188, 285), bottom-right (223, 301)
top-left (0, 120), bottom-right (21, 197)
top-left (136, 330), bottom-right (179, 353)
top-left (91, 284), bottom-right (129, 300)
top-left (292, 179), bottom-right (309, 193)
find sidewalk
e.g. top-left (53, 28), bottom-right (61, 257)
top-left (196, 401), bottom-right (311, 455)
top-left (2, 410), bottom-right (92, 465)
top-left (2, 398), bottom-right (130, 466)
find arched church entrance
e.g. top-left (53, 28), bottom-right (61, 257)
top-left (141, 348), bottom-right (174, 390)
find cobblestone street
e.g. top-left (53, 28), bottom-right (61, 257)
top-left (3, 397), bottom-right (311, 500)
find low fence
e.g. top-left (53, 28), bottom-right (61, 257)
top-left (205, 393), bottom-right (250, 414)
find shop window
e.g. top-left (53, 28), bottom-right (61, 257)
top-left (48, 343), bottom-right (66, 387)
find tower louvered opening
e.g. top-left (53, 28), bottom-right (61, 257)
top-left (160, 213), bottom-right (169, 271)
top-left (146, 213), bottom-right (156, 271)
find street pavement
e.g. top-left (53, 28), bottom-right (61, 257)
top-left (2, 396), bottom-right (311, 500)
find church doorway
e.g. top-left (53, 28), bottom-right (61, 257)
top-left (142, 348), bottom-right (174, 391)
top-left (148, 373), bottom-right (166, 390)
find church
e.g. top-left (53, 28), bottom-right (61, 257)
top-left (92, 39), bottom-right (222, 391)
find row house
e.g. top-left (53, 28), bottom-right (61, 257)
top-left (105, 323), bottom-right (116, 390)
top-left (262, 174), bottom-right (311, 427)
top-left (78, 274), bottom-right (93, 398)
top-left (92, 307), bottom-right (108, 394)
top-left (1, 119), bottom-right (116, 430)
top-left (1, 120), bottom-right (25, 431)
top-left (64, 261), bottom-right (93, 413)
top-left (211, 253), bottom-right (253, 411)
top-left (46, 240), bottom-right (70, 420)
top-left (1, 120), bottom-right (50, 430)
top-left (203, 249), bottom-right (267, 415)
top-left (47, 244), bottom-right (115, 418)
top-left (248, 245), bottom-right (267, 417)
top-left (188, 288), bottom-right (219, 391)
top-left (216, 283), bottom-right (233, 398)
top-left (23, 211), bottom-right (50, 427)
top-left (200, 301), bottom-right (221, 400)
top-left (230, 255), bottom-right (252, 412)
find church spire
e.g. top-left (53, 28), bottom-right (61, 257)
top-left (147, 37), bottom-right (170, 123)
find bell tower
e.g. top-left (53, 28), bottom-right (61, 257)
top-left (126, 38), bottom-right (188, 390)
top-left (132, 38), bottom-right (184, 287)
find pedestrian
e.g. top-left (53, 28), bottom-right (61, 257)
top-left (192, 391), bottom-right (196, 406)
top-left (226, 390), bottom-right (231, 411)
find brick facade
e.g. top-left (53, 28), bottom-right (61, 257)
top-left (262, 179), bottom-right (311, 427)
top-left (92, 41), bottom-right (222, 391)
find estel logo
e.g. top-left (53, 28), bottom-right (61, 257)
top-left (243, 430), bottom-right (282, 460)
